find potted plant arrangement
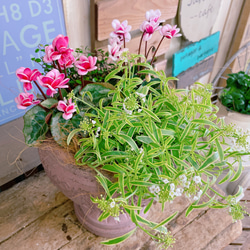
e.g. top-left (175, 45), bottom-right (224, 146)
top-left (14, 9), bottom-right (250, 249)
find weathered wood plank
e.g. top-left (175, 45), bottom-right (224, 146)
top-left (95, 0), bottom-right (179, 41)
top-left (0, 172), bottom-right (68, 243)
top-left (209, 0), bottom-right (244, 83)
top-left (171, 208), bottom-right (234, 250)
top-left (0, 200), bottom-right (83, 250)
top-left (228, 0), bottom-right (250, 73)
top-left (0, 118), bottom-right (40, 186)
top-left (204, 220), bottom-right (242, 250)
top-left (176, 56), bottom-right (214, 88)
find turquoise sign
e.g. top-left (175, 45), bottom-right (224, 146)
top-left (172, 32), bottom-right (220, 77)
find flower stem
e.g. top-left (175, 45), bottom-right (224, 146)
top-left (64, 66), bottom-right (67, 77)
top-left (145, 41), bottom-right (147, 58)
top-left (33, 80), bottom-right (47, 99)
top-left (58, 89), bottom-right (63, 100)
top-left (146, 45), bottom-right (156, 60)
top-left (150, 36), bottom-right (164, 65)
top-left (138, 32), bottom-right (145, 55)
top-left (123, 34), bottom-right (126, 49)
top-left (81, 75), bottom-right (85, 88)
top-left (57, 61), bottom-right (62, 73)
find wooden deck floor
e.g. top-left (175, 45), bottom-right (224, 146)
top-left (0, 171), bottom-right (248, 250)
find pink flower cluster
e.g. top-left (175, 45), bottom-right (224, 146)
top-left (108, 9), bottom-right (181, 61)
top-left (15, 34), bottom-right (97, 120)
top-left (43, 35), bottom-right (75, 68)
top-left (15, 67), bottom-right (42, 109)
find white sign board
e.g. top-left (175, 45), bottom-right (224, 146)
top-left (178, 0), bottom-right (222, 42)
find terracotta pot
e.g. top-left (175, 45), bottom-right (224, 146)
top-left (39, 141), bottom-right (148, 238)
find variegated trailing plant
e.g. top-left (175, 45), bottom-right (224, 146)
top-left (67, 53), bottom-right (250, 248)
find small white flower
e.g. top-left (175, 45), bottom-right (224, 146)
top-left (193, 176), bottom-right (201, 184)
top-left (135, 92), bottom-right (146, 98)
top-left (175, 188), bottom-right (183, 197)
top-left (170, 183), bottom-right (175, 191)
top-left (154, 185), bottom-right (160, 193)
top-left (184, 181), bottom-right (190, 188)
top-left (179, 174), bottom-right (187, 183)
top-left (197, 190), bottom-right (203, 197)
top-left (97, 127), bottom-right (101, 132)
top-left (91, 120), bottom-right (96, 124)
top-left (114, 216), bottom-right (120, 222)
top-left (169, 190), bottom-right (175, 198)
top-left (142, 97), bottom-right (146, 103)
top-left (123, 103), bottom-right (132, 115)
top-left (149, 185), bottom-right (156, 193)
top-left (95, 133), bottom-right (99, 138)
top-left (139, 147), bottom-right (144, 154)
top-left (193, 196), bottom-right (199, 201)
top-left (110, 201), bottom-right (116, 208)
top-left (163, 178), bottom-right (169, 184)
top-left (138, 108), bottom-right (142, 113)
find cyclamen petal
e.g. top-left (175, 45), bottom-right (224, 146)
top-left (37, 69), bottom-right (69, 97)
top-left (57, 98), bottom-right (76, 120)
top-left (15, 92), bottom-right (40, 109)
top-left (74, 56), bottom-right (97, 76)
top-left (16, 67), bottom-right (41, 92)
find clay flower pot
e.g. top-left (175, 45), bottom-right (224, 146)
top-left (38, 141), bottom-right (148, 238)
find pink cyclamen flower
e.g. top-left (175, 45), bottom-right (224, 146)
top-left (37, 69), bottom-right (69, 97)
top-left (15, 92), bottom-right (40, 109)
top-left (43, 45), bottom-right (60, 63)
top-left (160, 24), bottom-right (182, 39)
top-left (140, 20), bottom-right (161, 41)
top-left (145, 9), bottom-right (164, 23)
top-left (74, 56), bottom-right (97, 75)
top-left (16, 67), bottom-right (41, 91)
top-left (43, 34), bottom-right (75, 67)
top-left (110, 19), bottom-right (132, 42)
top-left (108, 41), bottom-right (128, 61)
top-left (57, 98), bottom-right (76, 120)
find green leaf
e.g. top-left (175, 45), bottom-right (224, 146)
top-left (192, 119), bottom-right (219, 129)
top-left (119, 173), bottom-right (125, 197)
top-left (117, 134), bottom-right (139, 154)
top-left (130, 181), bottom-right (152, 186)
top-left (101, 228), bottom-right (136, 245)
top-left (96, 173), bottom-right (110, 197)
top-left (23, 106), bottom-right (49, 145)
top-left (101, 164), bottom-right (126, 174)
top-left (218, 170), bottom-right (233, 184)
top-left (136, 136), bottom-right (153, 144)
top-left (230, 159), bottom-right (242, 182)
top-left (41, 98), bottom-right (58, 109)
top-left (199, 152), bottom-right (219, 170)
top-left (192, 196), bottom-right (215, 209)
top-left (51, 112), bottom-right (85, 146)
top-left (161, 129), bottom-right (176, 136)
top-left (144, 198), bottom-right (154, 214)
top-left (152, 211), bottom-right (178, 230)
top-left (80, 84), bottom-right (112, 106)
top-left (135, 214), bottom-right (168, 233)
top-left (123, 205), bottom-right (142, 210)
top-left (98, 212), bottom-right (110, 221)
top-left (142, 107), bottom-right (161, 123)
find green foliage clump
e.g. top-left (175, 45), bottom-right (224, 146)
top-left (220, 71), bottom-right (250, 114)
